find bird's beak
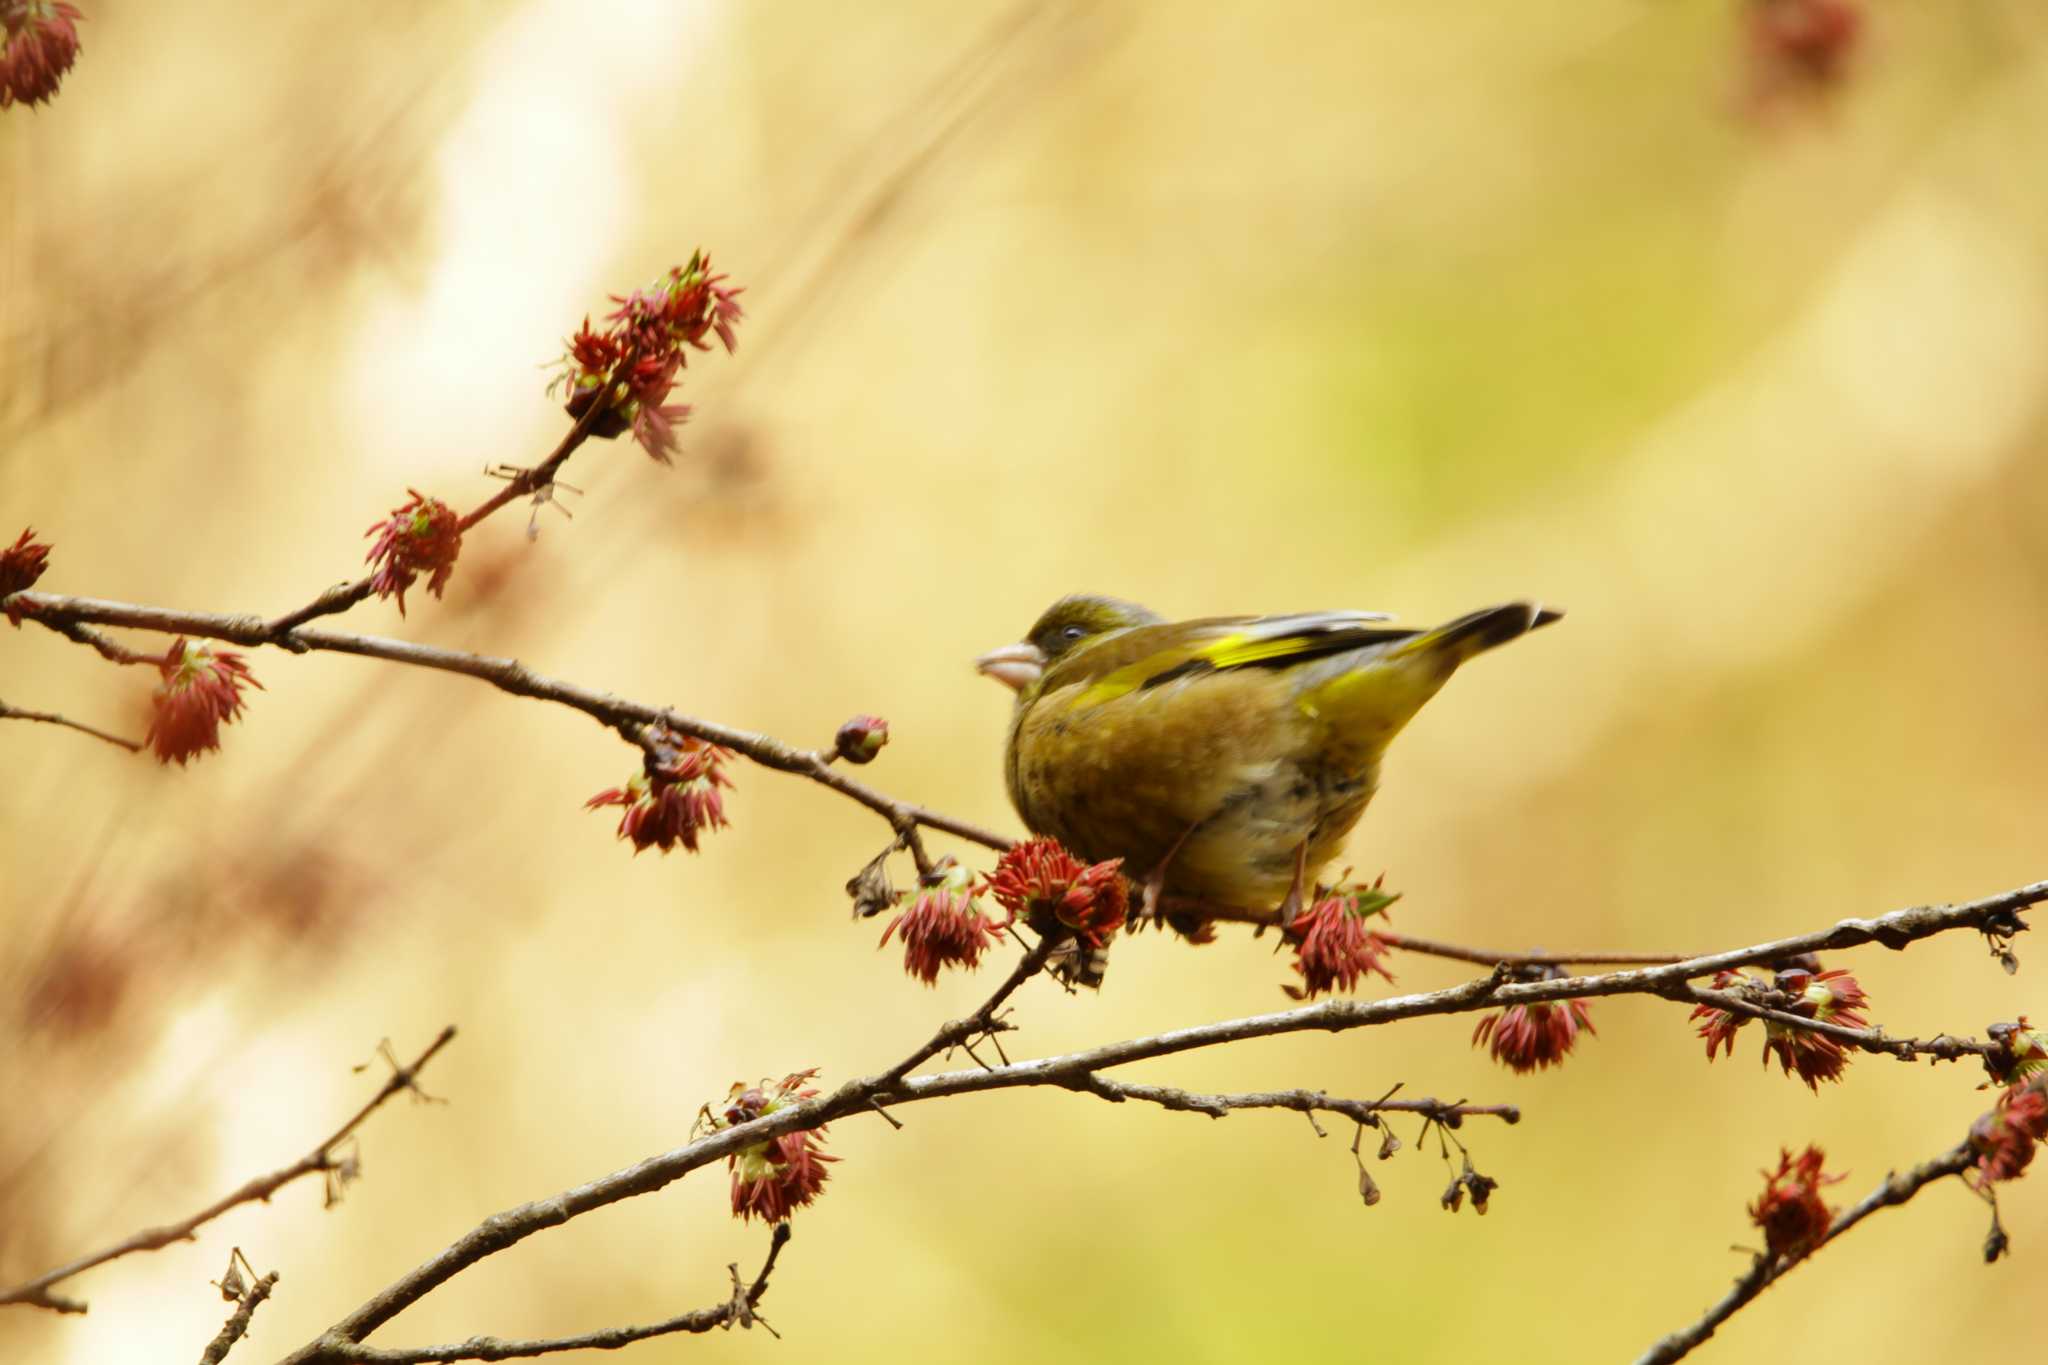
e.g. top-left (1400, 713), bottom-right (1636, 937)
top-left (975, 641), bottom-right (1046, 693)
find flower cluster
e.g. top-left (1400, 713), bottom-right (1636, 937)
top-left (1, 1), bottom-right (82, 109)
top-left (696, 1069), bottom-right (837, 1224)
top-left (1283, 878), bottom-right (1398, 1001)
top-left (1984, 1018), bottom-right (2048, 1088)
top-left (364, 490), bottom-right (463, 616)
top-left (1691, 964), bottom-right (1869, 1089)
top-left (1, 526), bottom-right (51, 623)
top-left (584, 726), bottom-right (734, 854)
top-left (1968, 1078), bottom-right (2048, 1191)
top-left (983, 836), bottom-right (1128, 947)
top-left (1749, 1145), bottom-right (1842, 1262)
top-left (1473, 975), bottom-right (1596, 1074)
top-left (880, 859), bottom-right (1011, 985)
top-left (145, 637), bottom-right (261, 766)
top-left (548, 252), bottom-right (745, 464)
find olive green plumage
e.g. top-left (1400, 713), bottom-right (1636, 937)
top-left (978, 594), bottom-right (1562, 918)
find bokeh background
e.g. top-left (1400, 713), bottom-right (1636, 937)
top-left (5, 1), bottom-right (2048, 1360)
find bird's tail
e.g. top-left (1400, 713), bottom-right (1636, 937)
top-left (1307, 601), bottom-right (1562, 773)
top-left (1394, 601), bottom-right (1563, 668)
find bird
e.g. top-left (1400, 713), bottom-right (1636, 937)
top-left (976, 594), bottom-right (1561, 969)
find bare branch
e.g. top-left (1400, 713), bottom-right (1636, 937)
top-left (18, 611), bottom-right (162, 665)
top-left (1636, 1142), bottom-right (1976, 1365)
top-left (0, 697), bottom-right (143, 752)
top-left (15, 591), bottom-right (1014, 855)
top-left (1379, 931), bottom-right (1693, 968)
top-left (879, 931), bottom-right (1059, 1087)
top-left (1056, 1074), bottom-right (1520, 1127)
top-left (198, 1271), bottom-right (280, 1365)
top-left (0, 1026), bottom-right (456, 1314)
top-left (318, 1225), bottom-right (792, 1363)
top-left (262, 349), bottom-right (632, 640)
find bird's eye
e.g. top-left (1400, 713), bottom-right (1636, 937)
top-left (1061, 625), bottom-right (1086, 642)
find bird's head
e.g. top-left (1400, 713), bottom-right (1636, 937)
top-left (975, 593), bottom-right (1162, 694)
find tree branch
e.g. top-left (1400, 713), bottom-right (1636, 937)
top-left (1378, 931), bottom-right (1693, 968)
top-left (269, 877), bottom-right (2041, 1362)
top-left (319, 1224), bottom-right (792, 1363)
top-left (19, 611), bottom-right (163, 665)
top-left (1057, 1074), bottom-right (1519, 1127)
top-left (878, 931), bottom-right (1058, 1087)
top-left (1672, 981), bottom-right (1997, 1064)
top-left (261, 350), bottom-right (630, 640)
top-left (13, 592), bottom-right (1014, 857)
top-left (1635, 1141), bottom-right (1976, 1365)
top-left (0, 1026), bottom-right (456, 1314)
top-left (0, 697), bottom-right (143, 752)
top-left (199, 1271), bottom-right (280, 1365)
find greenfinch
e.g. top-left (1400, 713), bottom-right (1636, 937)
top-left (977, 595), bottom-right (1561, 947)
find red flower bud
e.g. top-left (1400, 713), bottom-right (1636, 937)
top-left (1968, 1079), bottom-right (2048, 1190)
top-left (548, 254), bottom-right (745, 464)
top-left (364, 491), bottom-right (463, 617)
top-left (1473, 994), bottom-right (1596, 1074)
top-left (1690, 964), bottom-right (1868, 1090)
top-left (145, 637), bottom-right (261, 766)
top-left (1283, 880), bottom-right (1397, 1000)
top-left (1985, 1019), bottom-right (2048, 1088)
top-left (585, 727), bottom-right (734, 854)
top-left (1, 526), bottom-right (51, 623)
top-left (983, 837), bottom-right (1127, 947)
top-left (879, 860), bottom-right (1010, 985)
top-left (695, 1069), bottom-right (836, 1225)
top-left (1749, 1145), bottom-right (1842, 1261)
top-left (834, 714), bottom-right (890, 764)
top-left (1, 1), bottom-right (84, 109)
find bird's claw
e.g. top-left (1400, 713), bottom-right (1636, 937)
top-left (1141, 822), bottom-right (1201, 924)
top-left (1273, 841), bottom-right (1312, 931)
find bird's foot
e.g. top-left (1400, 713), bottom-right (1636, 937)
top-left (1272, 841), bottom-right (1312, 932)
top-left (1139, 864), bottom-right (1172, 923)
top-left (1139, 823), bottom-right (1201, 923)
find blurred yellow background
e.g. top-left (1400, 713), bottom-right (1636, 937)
top-left (5, 1), bottom-right (2048, 1360)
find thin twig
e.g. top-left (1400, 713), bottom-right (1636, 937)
top-left (269, 877), bottom-right (2042, 1363)
top-left (1673, 982), bottom-right (1998, 1063)
top-left (1635, 1142), bottom-right (1975, 1364)
top-left (0, 1027), bottom-right (456, 1314)
top-left (317, 1225), bottom-right (792, 1363)
top-left (20, 612), bottom-right (162, 665)
top-left (0, 698), bottom-right (144, 752)
top-left (16, 592), bottom-right (1015, 855)
top-left (880, 933), bottom-right (1058, 1087)
top-left (198, 1272), bottom-right (279, 1365)
top-left (1056, 1076), bottom-right (1520, 1126)
top-left (262, 352), bottom-right (631, 639)
top-left (1379, 932), bottom-right (1693, 968)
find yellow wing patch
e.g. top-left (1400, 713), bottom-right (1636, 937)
top-left (1198, 632), bottom-right (1313, 669)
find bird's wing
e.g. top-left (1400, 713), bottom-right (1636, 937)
top-left (1187, 611), bottom-right (1406, 670)
top-left (1046, 611), bottom-right (1413, 708)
